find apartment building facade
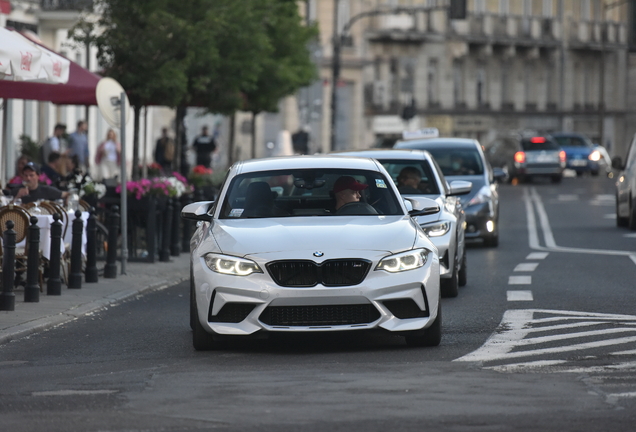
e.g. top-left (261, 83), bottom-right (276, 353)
top-left (310, 0), bottom-right (633, 157)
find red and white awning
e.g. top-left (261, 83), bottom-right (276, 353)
top-left (0, 27), bottom-right (70, 84)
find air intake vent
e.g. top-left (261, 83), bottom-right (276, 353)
top-left (267, 259), bottom-right (371, 287)
top-left (260, 304), bottom-right (381, 326)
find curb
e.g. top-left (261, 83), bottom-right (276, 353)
top-left (0, 274), bottom-right (189, 346)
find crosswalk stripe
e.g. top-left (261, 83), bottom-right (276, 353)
top-left (514, 263), bottom-right (539, 272)
top-left (526, 252), bottom-right (549, 260)
top-left (507, 290), bottom-right (533, 301)
top-left (508, 275), bottom-right (531, 284)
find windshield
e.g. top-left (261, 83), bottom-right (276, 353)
top-left (553, 136), bottom-right (593, 148)
top-left (377, 159), bottom-right (441, 195)
top-left (219, 168), bottom-right (403, 218)
top-left (521, 138), bottom-right (560, 151)
top-left (426, 148), bottom-right (484, 176)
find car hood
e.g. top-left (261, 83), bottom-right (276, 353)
top-left (209, 216), bottom-right (420, 256)
top-left (444, 175), bottom-right (486, 206)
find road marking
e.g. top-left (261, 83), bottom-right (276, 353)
top-left (624, 233), bottom-right (636, 238)
top-left (524, 188), bottom-right (635, 257)
top-left (591, 194), bottom-right (615, 206)
top-left (604, 214), bottom-right (617, 219)
top-left (455, 310), bottom-right (636, 364)
top-left (508, 276), bottom-right (532, 285)
top-left (526, 252), bottom-right (549, 260)
top-left (514, 263), bottom-right (539, 272)
top-left (612, 349), bottom-right (636, 355)
top-left (32, 389), bottom-right (118, 396)
top-left (507, 290), bottom-right (533, 301)
top-left (631, 255), bottom-right (636, 266)
top-left (606, 392), bottom-right (636, 399)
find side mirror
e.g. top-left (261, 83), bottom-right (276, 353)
top-left (181, 201), bottom-right (214, 221)
top-left (611, 156), bottom-right (623, 171)
top-left (492, 167), bottom-right (508, 183)
top-left (404, 197), bottom-right (440, 217)
top-left (448, 180), bottom-right (472, 196)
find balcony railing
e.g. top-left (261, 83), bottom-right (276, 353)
top-left (40, 0), bottom-right (93, 11)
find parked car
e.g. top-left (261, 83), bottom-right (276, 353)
top-left (551, 132), bottom-right (608, 176)
top-left (394, 134), bottom-right (502, 247)
top-left (613, 134), bottom-right (636, 229)
top-left (182, 155), bottom-right (443, 350)
top-left (485, 134), bottom-right (566, 183)
top-left (333, 149), bottom-right (471, 298)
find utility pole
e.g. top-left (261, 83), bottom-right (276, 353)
top-left (330, 0), bottom-right (340, 152)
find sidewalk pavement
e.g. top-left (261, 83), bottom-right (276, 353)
top-left (0, 254), bottom-right (190, 346)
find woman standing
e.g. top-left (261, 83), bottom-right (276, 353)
top-left (95, 129), bottom-right (121, 181)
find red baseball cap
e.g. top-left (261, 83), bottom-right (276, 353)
top-left (333, 176), bottom-right (369, 194)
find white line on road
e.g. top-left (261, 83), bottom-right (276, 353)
top-left (32, 390), bottom-right (118, 396)
top-left (557, 194), bottom-right (579, 201)
top-left (514, 263), bottom-right (539, 272)
top-left (526, 252), bottom-right (549, 260)
top-left (507, 291), bottom-right (533, 301)
top-left (604, 214), bottom-right (617, 219)
top-left (625, 233), bottom-right (636, 238)
top-left (508, 276), bottom-right (532, 285)
top-left (611, 349), bottom-right (636, 355)
top-left (631, 255), bottom-right (636, 266)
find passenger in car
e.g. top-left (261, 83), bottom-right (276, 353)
top-left (332, 176), bottom-right (369, 211)
top-left (397, 167), bottom-right (422, 194)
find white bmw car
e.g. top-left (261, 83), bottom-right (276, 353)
top-left (182, 156), bottom-right (442, 350)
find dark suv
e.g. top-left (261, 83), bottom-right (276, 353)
top-left (486, 134), bottom-right (565, 183)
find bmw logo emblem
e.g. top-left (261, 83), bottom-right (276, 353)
top-left (313, 251), bottom-right (324, 257)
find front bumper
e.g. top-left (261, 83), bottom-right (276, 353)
top-left (192, 253), bottom-right (440, 336)
top-left (463, 203), bottom-right (496, 240)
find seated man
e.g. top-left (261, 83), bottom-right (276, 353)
top-left (10, 162), bottom-right (69, 204)
top-left (41, 151), bottom-right (64, 185)
top-left (397, 166), bottom-right (422, 194)
top-left (333, 175), bottom-right (370, 213)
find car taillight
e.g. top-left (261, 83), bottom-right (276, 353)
top-left (530, 137), bottom-right (546, 143)
top-left (514, 151), bottom-right (526, 163)
top-left (559, 150), bottom-right (566, 163)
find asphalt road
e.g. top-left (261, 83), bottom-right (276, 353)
top-left (1, 174), bottom-right (635, 432)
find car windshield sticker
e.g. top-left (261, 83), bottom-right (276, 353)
top-left (375, 179), bottom-right (387, 188)
top-left (230, 208), bottom-right (244, 218)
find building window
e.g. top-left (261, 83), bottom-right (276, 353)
top-left (474, 0), bottom-right (486, 14)
top-left (337, 0), bottom-right (350, 33)
top-left (476, 67), bottom-right (486, 107)
top-left (307, 0), bottom-right (317, 23)
top-left (523, 0), bottom-right (532, 16)
top-left (580, 0), bottom-right (591, 20)
top-left (542, 0), bottom-right (553, 17)
top-left (501, 62), bottom-right (511, 105)
top-left (427, 58), bottom-right (439, 105)
top-left (499, 0), bottom-right (510, 15)
top-left (453, 60), bottom-right (464, 106)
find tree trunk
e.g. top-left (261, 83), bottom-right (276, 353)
top-left (228, 112), bottom-right (236, 166)
top-left (251, 112), bottom-right (257, 159)
top-left (175, 106), bottom-right (188, 176)
top-left (132, 105), bottom-right (141, 180)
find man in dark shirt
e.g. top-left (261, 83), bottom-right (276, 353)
top-left (192, 126), bottom-right (217, 168)
top-left (11, 162), bottom-right (68, 204)
top-left (40, 152), bottom-right (64, 185)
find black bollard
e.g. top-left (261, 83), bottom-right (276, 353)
top-left (85, 208), bottom-right (98, 283)
top-left (104, 206), bottom-right (119, 278)
top-left (170, 197), bottom-right (181, 257)
top-left (146, 197), bottom-right (157, 263)
top-left (0, 221), bottom-right (17, 311)
top-left (47, 213), bottom-right (63, 296)
top-left (159, 198), bottom-right (173, 262)
top-left (25, 216), bottom-right (40, 302)
top-left (181, 193), bottom-right (193, 253)
top-left (68, 210), bottom-right (84, 289)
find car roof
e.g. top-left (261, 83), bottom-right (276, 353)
top-left (333, 149), bottom-right (434, 161)
top-left (232, 155), bottom-right (383, 174)
top-left (394, 137), bottom-right (480, 150)
top-left (549, 132), bottom-right (587, 138)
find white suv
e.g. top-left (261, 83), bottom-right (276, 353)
top-left (613, 134), bottom-right (636, 229)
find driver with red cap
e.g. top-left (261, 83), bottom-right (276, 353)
top-left (333, 176), bottom-right (368, 211)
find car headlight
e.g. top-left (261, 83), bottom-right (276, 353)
top-left (376, 249), bottom-right (428, 273)
top-left (467, 185), bottom-right (491, 206)
top-left (421, 221), bottom-right (451, 237)
top-left (203, 253), bottom-right (263, 276)
top-left (588, 150), bottom-right (601, 162)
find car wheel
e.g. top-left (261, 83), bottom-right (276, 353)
top-left (551, 175), bottom-right (562, 184)
top-left (629, 196), bottom-right (636, 231)
top-left (405, 302), bottom-right (442, 347)
top-left (440, 266), bottom-right (459, 298)
top-left (192, 293), bottom-right (217, 351)
top-left (458, 249), bottom-right (467, 287)
top-left (616, 194), bottom-right (629, 227)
